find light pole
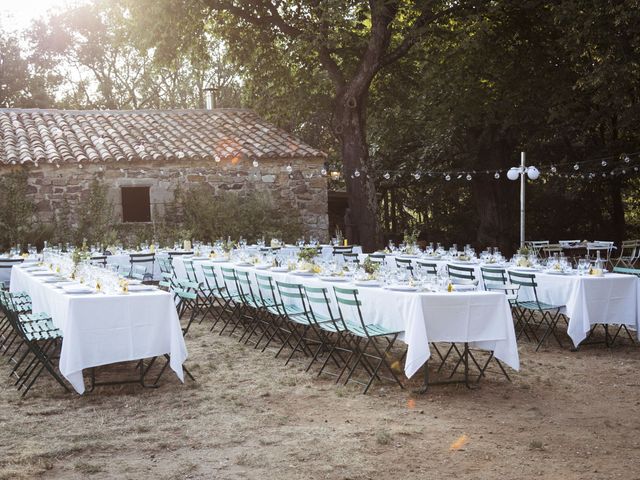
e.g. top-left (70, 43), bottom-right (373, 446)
top-left (507, 152), bottom-right (539, 248)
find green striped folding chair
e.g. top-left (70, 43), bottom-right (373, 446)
top-left (234, 270), bottom-right (267, 345)
top-left (0, 291), bottom-right (69, 397)
top-left (395, 257), bottom-right (414, 275)
top-left (332, 286), bottom-right (405, 394)
top-left (415, 261), bottom-right (438, 276)
top-left (201, 264), bottom-right (237, 332)
top-left (254, 273), bottom-right (291, 352)
top-left (508, 271), bottom-right (566, 350)
top-left (219, 267), bottom-right (245, 337)
top-left (274, 281), bottom-right (319, 365)
top-left (447, 264), bottom-right (476, 282)
top-left (304, 285), bottom-right (357, 379)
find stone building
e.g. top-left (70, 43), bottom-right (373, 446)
top-left (0, 108), bottom-right (329, 239)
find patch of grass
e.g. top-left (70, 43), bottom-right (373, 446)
top-left (376, 430), bottom-right (392, 446)
top-left (74, 462), bottom-right (105, 474)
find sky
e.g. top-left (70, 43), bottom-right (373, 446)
top-left (0, 0), bottom-right (88, 32)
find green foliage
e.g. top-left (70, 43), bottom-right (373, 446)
top-left (0, 170), bottom-right (37, 250)
top-left (74, 179), bottom-right (114, 245)
top-left (297, 247), bottom-right (318, 263)
top-left (180, 186), bottom-right (304, 243)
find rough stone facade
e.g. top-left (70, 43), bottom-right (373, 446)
top-left (0, 108), bottom-right (329, 241)
top-left (19, 157), bottom-right (329, 240)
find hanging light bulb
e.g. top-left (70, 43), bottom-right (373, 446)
top-left (445, 174), bottom-right (451, 181)
top-left (383, 172), bottom-right (391, 180)
top-left (573, 164), bottom-right (580, 170)
top-left (214, 155), bottom-right (221, 163)
top-left (321, 167), bottom-right (327, 176)
top-left (354, 169), bottom-right (361, 177)
top-left (601, 160), bottom-right (608, 167)
top-left (286, 163), bottom-right (293, 173)
top-left (624, 155), bottom-right (631, 163)
top-left (622, 169), bottom-right (626, 174)
top-left (466, 173), bottom-right (472, 181)
top-left (413, 172), bottom-right (421, 180)
top-left (494, 172), bottom-right (500, 179)
top-left (252, 159), bottom-right (259, 168)
top-left (550, 165), bottom-right (557, 173)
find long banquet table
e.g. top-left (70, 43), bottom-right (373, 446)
top-left (364, 254), bottom-right (640, 348)
top-left (173, 256), bottom-right (520, 379)
top-left (10, 265), bottom-right (188, 394)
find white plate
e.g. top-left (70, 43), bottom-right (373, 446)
top-left (292, 270), bottom-right (315, 276)
top-left (31, 271), bottom-right (56, 276)
top-left (128, 284), bottom-right (156, 292)
top-left (191, 256), bottom-right (209, 261)
top-left (254, 264), bottom-right (271, 270)
top-left (511, 267), bottom-right (538, 272)
top-left (209, 257), bottom-right (228, 263)
top-left (354, 280), bottom-right (381, 287)
top-left (319, 276), bottom-right (348, 282)
top-left (43, 277), bottom-right (66, 283)
top-left (385, 285), bottom-right (419, 292)
top-left (544, 270), bottom-right (567, 275)
top-left (62, 286), bottom-right (94, 294)
top-left (452, 284), bottom-right (477, 292)
top-left (398, 254), bottom-right (418, 259)
top-left (234, 261), bottom-right (253, 267)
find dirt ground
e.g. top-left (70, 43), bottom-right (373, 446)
top-left (1, 318), bottom-right (640, 480)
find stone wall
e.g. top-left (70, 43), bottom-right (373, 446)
top-left (15, 156), bottom-right (329, 240)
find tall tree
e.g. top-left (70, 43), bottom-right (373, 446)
top-left (123, 0), bottom-right (483, 251)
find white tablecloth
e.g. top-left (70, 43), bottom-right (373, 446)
top-left (515, 272), bottom-right (640, 347)
top-left (10, 266), bottom-right (187, 394)
top-left (364, 254), bottom-right (640, 348)
top-left (173, 257), bottom-right (519, 378)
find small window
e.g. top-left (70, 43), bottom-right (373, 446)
top-left (121, 187), bottom-right (151, 222)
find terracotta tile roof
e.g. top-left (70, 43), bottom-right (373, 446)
top-left (0, 108), bottom-right (326, 166)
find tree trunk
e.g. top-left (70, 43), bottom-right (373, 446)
top-left (334, 92), bottom-right (381, 252)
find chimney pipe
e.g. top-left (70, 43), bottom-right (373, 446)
top-left (204, 87), bottom-right (217, 110)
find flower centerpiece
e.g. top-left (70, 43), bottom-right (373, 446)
top-left (297, 247), bottom-right (318, 272)
top-left (403, 229), bottom-right (420, 255)
top-left (362, 257), bottom-right (380, 280)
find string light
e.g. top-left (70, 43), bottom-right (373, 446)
top-left (466, 173), bottom-right (472, 181)
top-left (354, 169), bottom-right (361, 177)
top-left (286, 163), bottom-right (293, 173)
top-left (494, 172), bottom-right (500, 179)
top-left (383, 172), bottom-right (391, 180)
top-left (445, 174), bottom-right (451, 181)
top-left (252, 160), bottom-right (259, 168)
top-left (413, 172), bottom-right (421, 180)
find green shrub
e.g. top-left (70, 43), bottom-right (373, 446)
top-left (179, 186), bottom-right (304, 242)
top-left (0, 169), bottom-right (37, 250)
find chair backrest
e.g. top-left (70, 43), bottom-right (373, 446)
top-left (368, 253), bottom-right (386, 263)
top-left (0, 258), bottom-right (24, 270)
top-left (304, 285), bottom-right (344, 330)
top-left (159, 272), bottom-right (174, 290)
top-left (130, 253), bottom-right (155, 264)
top-left (447, 264), bottom-right (475, 281)
top-left (157, 257), bottom-right (173, 275)
top-left (255, 273), bottom-right (281, 311)
top-left (529, 240), bottom-right (549, 257)
top-left (395, 258), bottom-right (414, 271)
top-left (235, 269), bottom-right (257, 303)
top-left (507, 271), bottom-right (541, 303)
top-left (541, 243), bottom-right (563, 256)
top-left (415, 261), bottom-right (437, 275)
top-left (275, 281), bottom-right (309, 317)
top-left (130, 264), bottom-right (147, 281)
top-left (201, 264), bottom-right (224, 293)
top-left (220, 266), bottom-right (239, 296)
top-left (89, 255), bottom-right (107, 267)
top-left (333, 246), bottom-right (353, 255)
top-left (612, 266), bottom-right (640, 277)
top-left (559, 239), bottom-right (581, 246)
top-left (182, 259), bottom-right (197, 282)
top-left (168, 251), bottom-right (194, 259)
top-left (480, 266), bottom-right (507, 289)
top-left (343, 252), bottom-right (360, 263)
top-left (333, 286), bottom-right (373, 337)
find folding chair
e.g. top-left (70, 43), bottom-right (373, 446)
top-left (0, 258), bottom-right (24, 290)
top-left (200, 264), bottom-right (235, 332)
top-left (304, 286), bottom-right (361, 380)
top-left (529, 240), bottom-right (550, 258)
top-left (89, 255), bottom-right (107, 267)
top-left (368, 253), bottom-right (386, 264)
top-left (333, 286), bottom-right (405, 394)
top-left (0, 291), bottom-right (69, 397)
top-left (612, 241), bottom-right (638, 268)
top-left (508, 271), bottom-right (566, 350)
top-left (274, 281), bottom-right (318, 365)
top-left (333, 246), bottom-right (353, 256)
top-left (343, 252), bottom-right (360, 264)
top-left (129, 253), bottom-right (155, 282)
top-left (447, 264), bottom-right (476, 282)
top-left (415, 261), bottom-right (438, 276)
top-left (253, 273), bottom-right (293, 352)
top-left (395, 257), bottom-right (414, 274)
